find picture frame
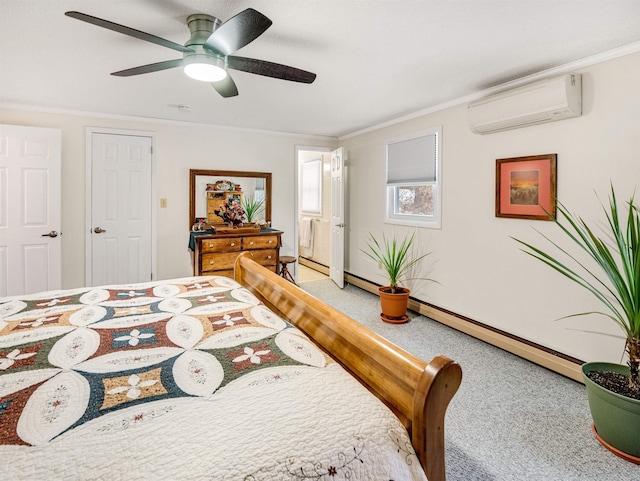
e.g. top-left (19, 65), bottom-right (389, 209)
top-left (495, 154), bottom-right (557, 220)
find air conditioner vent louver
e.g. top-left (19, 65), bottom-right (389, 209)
top-left (467, 74), bottom-right (582, 134)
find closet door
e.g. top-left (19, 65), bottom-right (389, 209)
top-left (0, 124), bottom-right (61, 296)
top-left (87, 130), bottom-right (153, 286)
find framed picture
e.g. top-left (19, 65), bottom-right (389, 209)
top-left (496, 154), bottom-right (557, 220)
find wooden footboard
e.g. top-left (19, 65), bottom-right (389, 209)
top-left (235, 253), bottom-right (462, 481)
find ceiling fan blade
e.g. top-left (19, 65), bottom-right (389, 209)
top-left (111, 59), bottom-right (184, 77)
top-left (211, 74), bottom-right (239, 98)
top-left (227, 56), bottom-right (316, 84)
top-left (204, 8), bottom-right (272, 56)
top-left (65, 11), bottom-right (192, 53)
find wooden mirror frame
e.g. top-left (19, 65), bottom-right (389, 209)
top-left (189, 169), bottom-right (272, 229)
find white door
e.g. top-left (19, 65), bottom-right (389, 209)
top-left (88, 131), bottom-right (153, 286)
top-left (0, 124), bottom-right (61, 296)
top-left (329, 147), bottom-right (345, 288)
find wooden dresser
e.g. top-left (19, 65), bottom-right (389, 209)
top-left (193, 229), bottom-right (282, 278)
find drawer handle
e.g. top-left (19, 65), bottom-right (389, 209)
top-left (267, 255), bottom-right (272, 259)
top-left (208, 243), bottom-right (214, 248)
top-left (209, 260), bottom-right (214, 265)
top-left (231, 242), bottom-right (235, 246)
top-left (249, 241), bottom-right (254, 245)
top-left (268, 240), bottom-right (273, 244)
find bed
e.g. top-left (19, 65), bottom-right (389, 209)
top-left (0, 253), bottom-right (461, 480)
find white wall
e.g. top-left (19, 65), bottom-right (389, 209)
top-left (341, 51), bottom-right (640, 365)
top-left (0, 109), bottom-right (335, 289)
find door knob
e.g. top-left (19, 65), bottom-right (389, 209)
top-left (93, 227), bottom-right (107, 234)
top-left (41, 230), bottom-right (59, 238)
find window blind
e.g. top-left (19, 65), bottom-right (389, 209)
top-left (386, 132), bottom-right (437, 185)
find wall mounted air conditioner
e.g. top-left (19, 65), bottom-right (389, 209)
top-left (467, 73), bottom-right (582, 134)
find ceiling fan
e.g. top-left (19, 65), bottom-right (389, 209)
top-left (65, 8), bottom-right (316, 98)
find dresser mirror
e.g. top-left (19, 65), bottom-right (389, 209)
top-left (189, 169), bottom-right (272, 228)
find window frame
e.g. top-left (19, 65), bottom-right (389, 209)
top-left (384, 126), bottom-right (442, 229)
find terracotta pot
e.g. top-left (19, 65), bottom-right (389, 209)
top-left (378, 286), bottom-right (410, 323)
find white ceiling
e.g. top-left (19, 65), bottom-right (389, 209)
top-left (2, 1), bottom-right (640, 138)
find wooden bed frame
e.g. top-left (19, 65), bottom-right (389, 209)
top-left (234, 253), bottom-right (462, 481)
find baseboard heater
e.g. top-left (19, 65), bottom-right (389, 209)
top-left (298, 256), bottom-right (330, 275)
top-left (343, 272), bottom-right (585, 383)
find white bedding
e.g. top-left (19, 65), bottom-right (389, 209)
top-left (0, 276), bottom-right (427, 480)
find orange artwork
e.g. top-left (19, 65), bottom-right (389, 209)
top-left (496, 154), bottom-right (557, 220)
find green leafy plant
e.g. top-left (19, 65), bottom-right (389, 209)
top-left (361, 231), bottom-right (433, 293)
top-left (241, 195), bottom-right (265, 223)
top-left (513, 185), bottom-right (640, 391)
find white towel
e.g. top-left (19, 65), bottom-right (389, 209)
top-left (299, 217), bottom-right (314, 253)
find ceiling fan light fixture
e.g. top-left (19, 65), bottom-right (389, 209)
top-left (66, 8), bottom-right (315, 98)
top-left (183, 54), bottom-right (227, 82)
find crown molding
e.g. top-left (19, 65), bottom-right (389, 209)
top-left (0, 104), bottom-right (337, 143)
top-left (338, 40), bottom-right (640, 141)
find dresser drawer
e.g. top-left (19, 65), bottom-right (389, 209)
top-left (200, 237), bottom-right (241, 253)
top-left (252, 249), bottom-right (278, 266)
top-left (207, 268), bottom-right (234, 278)
top-left (243, 235), bottom-right (279, 250)
top-left (200, 251), bottom-right (241, 271)
top-left (193, 230), bottom-right (282, 279)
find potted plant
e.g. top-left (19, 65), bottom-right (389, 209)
top-left (514, 185), bottom-right (640, 461)
top-left (361, 231), bottom-right (433, 323)
top-left (241, 195), bottom-right (265, 223)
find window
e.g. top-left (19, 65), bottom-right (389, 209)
top-left (254, 177), bottom-right (265, 203)
top-left (300, 158), bottom-right (322, 215)
top-left (385, 126), bottom-right (441, 228)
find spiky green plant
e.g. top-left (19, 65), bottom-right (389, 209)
top-left (514, 185), bottom-right (640, 391)
top-left (361, 231), bottom-right (433, 293)
top-left (241, 195), bottom-right (265, 223)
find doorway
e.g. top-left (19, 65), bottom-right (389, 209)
top-left (85, 128), bottom-right (156, 286)
top-left (295, 146), bottom-right (333, 280)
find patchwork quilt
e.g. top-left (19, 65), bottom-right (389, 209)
top-left (0, 276), bottom-right (427, 480)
